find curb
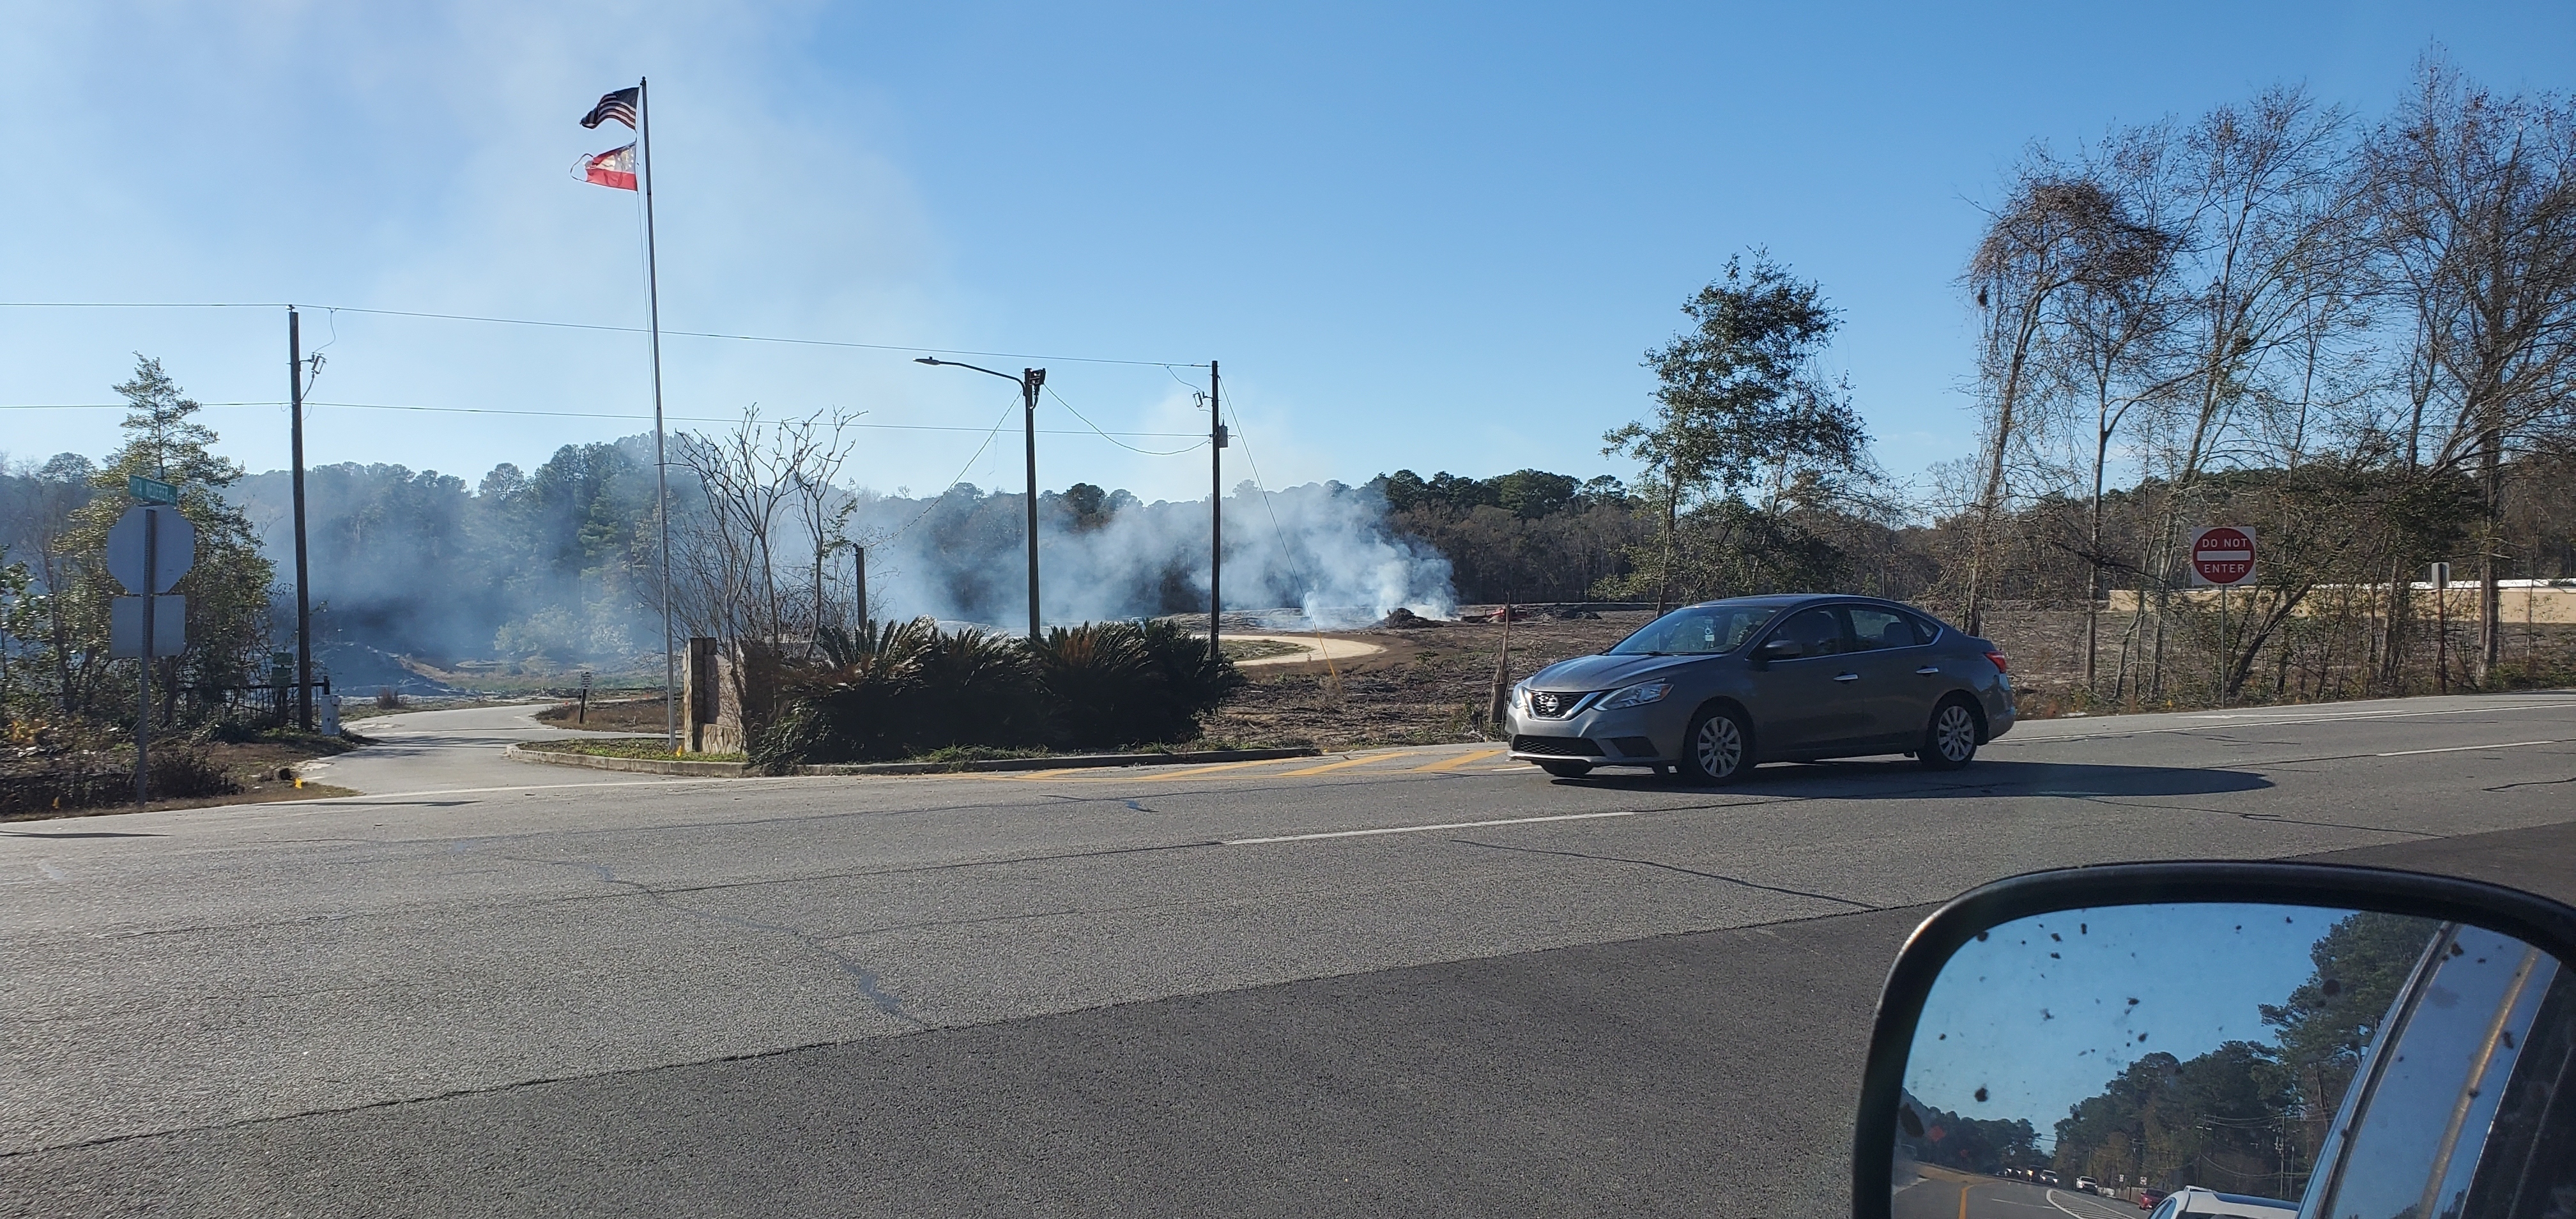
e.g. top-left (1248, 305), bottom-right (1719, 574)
top-left (802, 746), bottom-right (1321, 776)
top-left (503, 743), bottom-right (1320, 778)
top-left (503, 744), bottom-right (749, 776)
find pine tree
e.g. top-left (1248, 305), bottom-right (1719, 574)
top-left (57, 357), bottom-right (275, 715)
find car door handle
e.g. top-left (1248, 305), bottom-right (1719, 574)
top-left (1915, 666), bottom-right (1941, 675)
top-left (1834, 672), bottom-right (1860, 682)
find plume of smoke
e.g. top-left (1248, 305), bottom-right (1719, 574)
top-left (851, 479), bottom-right (1455, 631)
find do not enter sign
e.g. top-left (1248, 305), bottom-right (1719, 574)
top-left (2190, 525), bottom-right (2257, 586)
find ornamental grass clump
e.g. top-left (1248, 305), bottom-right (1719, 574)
top-left (749, 617), bottom-right (1243, 769)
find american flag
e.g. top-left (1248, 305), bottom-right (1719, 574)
top-left (581, 87), bottom-right (639, 130)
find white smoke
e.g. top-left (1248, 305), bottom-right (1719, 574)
top-left (849, 479), bottom-right (1454, 631)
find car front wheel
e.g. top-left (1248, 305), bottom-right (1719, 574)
top-left (1919, 698), bottom-right (1979, 770)
top-left (1677, 705), bottom-right (1751, 785)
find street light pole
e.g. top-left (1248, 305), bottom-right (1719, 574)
top-left (917, 358), bottom-right (1046, 640)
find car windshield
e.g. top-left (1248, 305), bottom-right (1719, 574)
top-left (1605, 604), bottom-right (1779, 656)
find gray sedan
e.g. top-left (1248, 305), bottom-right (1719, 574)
top-left (1503, 594), bottom-right (2015, 782)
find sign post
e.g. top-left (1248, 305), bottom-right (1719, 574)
top-left (105, 504), bottom-right (197, 803)
top-left (2431, 562), bottom-right (2453, 693)
top-left (2188, 526), bottom-right (2257, 707)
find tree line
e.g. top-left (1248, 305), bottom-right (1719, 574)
top-left (8, 56), bottom-right (2570, 724)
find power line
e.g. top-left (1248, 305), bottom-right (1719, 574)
top-left (882, 401), bottom-right (1022, 544)
top-left (0, 300), bottom-right (1206, 369)
top-left (0, 397), bottom-right (1202, 437)
top-left (1044, 385), bottom-right (1210, 456)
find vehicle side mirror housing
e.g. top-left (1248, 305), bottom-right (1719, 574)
top-left (1849, 862), bottom-right (2576, 1219)
top-left (1754, 638), bottom-right (1801, 666)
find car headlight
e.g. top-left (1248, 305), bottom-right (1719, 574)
top-left (1510, 682), bottom-right (1531, 712)
top-left (1596, 679), bottom-right (1673, 710)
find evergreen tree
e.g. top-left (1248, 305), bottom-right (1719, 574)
top-left (57, 357), bottom-right (275, 713)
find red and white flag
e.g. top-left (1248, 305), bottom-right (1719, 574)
top-left (574, 143), bottom-right (637, 191)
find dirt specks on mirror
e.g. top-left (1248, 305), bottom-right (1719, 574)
top-left (1899, 905), bottom-right (2467, 1190)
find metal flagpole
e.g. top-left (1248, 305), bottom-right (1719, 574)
top-left (639, 77), bottom-right (676, 754)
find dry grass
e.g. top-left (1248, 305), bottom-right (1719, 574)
top-left (519, 738), bottom-right (740, 762)
top-left (533, 696), bottom-right (673, 732)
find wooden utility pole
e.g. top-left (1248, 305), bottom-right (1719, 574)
top-left (854, 546), bottom-right (868, 632)
top-left (1209, 360), bottom-right (1223, 662)
top-left (289, 308), bottom-right (314, 731)
top-left (1023, 367), bottom-right (1045, 642)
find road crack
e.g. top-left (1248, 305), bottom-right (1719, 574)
top-left (1446, 838), bottom-right (1875, 908)
top-left (496, 854), bottom-right (928, 1029)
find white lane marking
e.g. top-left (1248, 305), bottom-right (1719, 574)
top-left (2044, 1191), bottom-right (2133, 1219)
top-left (1226, 810), bottom-right (1639, 845)
top-left (35, 861), bottom-right (67, 882)
top-left (299, 776), bottom-right (752, 802)
top-left (2007, 700), bottom-right (2576, 744)
top-left (2378, 739), bottom-right (2554, 757)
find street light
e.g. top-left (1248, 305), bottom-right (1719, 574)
top-left (916, 357), bottom-right (1046, 641)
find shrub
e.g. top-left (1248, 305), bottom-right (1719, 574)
top-left (1034, 620), bottom-right (1245, 749)
top-left (1, 744), bottom-right (240, 816)
top-left (751, 618), bottom-right (1244, 767)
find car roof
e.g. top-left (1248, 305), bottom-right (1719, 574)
top-left (2171, 1187), bottom-right (2297, 1215)
top-left (1681, 593), bottom-right (1894, 610)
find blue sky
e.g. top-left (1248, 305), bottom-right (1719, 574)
top-left (1905, 905), bottom-right (2341, 1151)
top-left (4, 2), bottom-right (2573, 505)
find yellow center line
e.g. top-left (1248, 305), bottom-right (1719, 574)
top-left (982, 767), bottom-right (1084, 782)
top-left (1276, 751), bottom-right (1421, 776)
top-left (1410, 747), bottom-right (1505, 772)
top-left (1106, 756), bottom-right (1322, 783)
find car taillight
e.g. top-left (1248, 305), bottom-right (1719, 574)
top-left (1984, 651), bottom-right (2009, 673)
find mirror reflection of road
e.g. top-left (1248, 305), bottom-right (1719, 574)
top-left (1896, 1169), bottom-right (2141, 1219)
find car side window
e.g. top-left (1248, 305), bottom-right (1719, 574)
top-left (1844, 607), bottom-right (1919, 651)
top-left (2148, 1198), bottom-right (2179, 1219)
top-left (1772, 608), bottom-right (1844, 657)
top-left (1905, 611), bottom-right (1944, 645)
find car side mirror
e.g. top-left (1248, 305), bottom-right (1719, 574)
top-left (1754, 638), bottom-right (1802, 666)
top-left (1850, 862), bottom-right (2576, 1219)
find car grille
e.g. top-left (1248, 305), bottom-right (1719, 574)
top-left (1526, 690), bottom-right (1584, 719)
top-left (1510, 734), bottom-right (1604, 757)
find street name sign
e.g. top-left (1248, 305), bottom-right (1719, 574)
top-left (127, 475), bottom-right (178, 504)
top-left (2188, 526), bottom-right (2256, 587)
top-left (105, 505), bottom-right (196, 594)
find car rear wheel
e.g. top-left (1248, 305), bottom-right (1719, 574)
top-left (1537, 760), bottom-right (1591, 778)
top-left (1919, 698), bottom-right (1979, 770)
top-left (1677, 705), bottom-right (1751, 784)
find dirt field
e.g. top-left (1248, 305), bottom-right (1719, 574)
top-left (1199, 612), bottom-right (1652, 751)
top-left (1, 730), bottom-right (366, 823)
top-left (533, 696), bottom-right (671, 733)
top-left (1197, 604), bottom-right (2576, 751)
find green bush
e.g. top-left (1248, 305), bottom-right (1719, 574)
top-left (750, 618), bottom-right (1243, 768)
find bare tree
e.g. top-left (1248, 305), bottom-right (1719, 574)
top-left (668, 409), bottom-right (864, 735)
top-left (2361, 60), bottom-right (2576, 682)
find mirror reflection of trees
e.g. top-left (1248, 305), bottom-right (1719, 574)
top-left (2050, 912), bottom-right (2437, 1195)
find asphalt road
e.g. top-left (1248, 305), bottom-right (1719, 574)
top-left (6, 691), bottom-right (2575, 1216)
top-left (1895, 1171), bottom-right (2141, 1219)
